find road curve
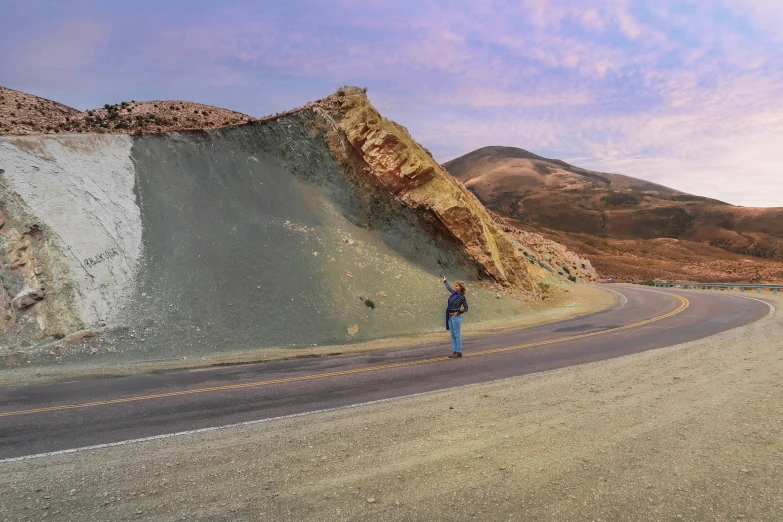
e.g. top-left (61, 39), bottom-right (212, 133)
top-left (0, 285), bottom-right (771, 461)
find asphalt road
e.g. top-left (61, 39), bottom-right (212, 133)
top-left (0, 285), bottom-right (771, 461)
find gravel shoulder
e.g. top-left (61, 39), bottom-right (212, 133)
top-left (3, 289), bottom-right (780, 521)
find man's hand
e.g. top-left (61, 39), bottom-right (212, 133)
top-left (450, 312), bottom-right (459, 317)
top-left (441, 275), bottom-right (447, 282)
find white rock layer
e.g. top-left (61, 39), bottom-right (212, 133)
top-left (0, 135), bottom-right (142, 326)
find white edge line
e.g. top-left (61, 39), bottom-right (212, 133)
top-left (594, 284), bottom-right (628, 308)
top-left (731, 295), bottom-right (776, 317)
top-left (666, 287), bottom-right (776, 317)
top-left (0, 388), bottom-right (455, 464)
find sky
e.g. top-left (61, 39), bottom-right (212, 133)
top-left (1, 0), bottom-right (782, 207)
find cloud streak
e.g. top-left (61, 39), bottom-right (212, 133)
top-left (1, 0), bottom-right (781, 206)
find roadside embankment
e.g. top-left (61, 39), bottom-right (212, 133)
top-left (1, 290), bottom-right (780, 520)
top-left (2, 88), bottom-right (603, 376)
top-left (0, 283), bottom-right (613, 386)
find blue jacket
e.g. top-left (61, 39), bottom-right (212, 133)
top-left (444, 280), bottom-right (468, 330)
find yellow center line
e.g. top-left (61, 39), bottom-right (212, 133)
top-left (0, 292), bottom-right (689, 419)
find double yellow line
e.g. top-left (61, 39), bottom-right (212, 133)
top-left (0, 293), bottom-right (689, 419)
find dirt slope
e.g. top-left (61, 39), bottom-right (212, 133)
top-left (445, 146), bottom-right (783, 282)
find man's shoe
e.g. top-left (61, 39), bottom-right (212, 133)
top-left (448, 352), bottom-right (462, 358)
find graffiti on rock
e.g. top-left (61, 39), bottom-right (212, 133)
top-left (84, 248), bottom-right (120, 269)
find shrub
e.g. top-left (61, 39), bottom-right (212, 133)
top-left (568, 275), bottom-right (577, 282)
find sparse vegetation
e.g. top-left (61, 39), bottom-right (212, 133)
top-left (532, 162), bottom-right (553, 175)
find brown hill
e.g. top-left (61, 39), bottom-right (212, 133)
top-left (0, 86), bottom-right (253, 135)
top-left (445, 146), bottom-right (783, 282)
top-left (0, 86), bottom-right (81, 134)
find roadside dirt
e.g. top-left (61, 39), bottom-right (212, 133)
top-left (0, 283), bottom-right (613, 387)
top-left (2, 290), bottom-right (780, 521)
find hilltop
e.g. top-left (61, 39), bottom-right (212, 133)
top-left (0, 86), bottom-right (253, 135)
top-left (0, 86), bottom-right (81, 134)
top-left (445, 146), bottom-right (783, 282)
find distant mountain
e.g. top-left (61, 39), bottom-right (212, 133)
top-left (445, 146), bottom-right (783, 282)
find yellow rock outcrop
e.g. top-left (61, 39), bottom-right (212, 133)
top-left (322, 87), bottom-right (537, 291)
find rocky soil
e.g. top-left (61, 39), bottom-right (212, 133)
top-left (0, 87), bottom-right (80, 135)
top-left (492, 212), bottom-right (598, 283)
top-left (2, 289), bottom-right (780, 521)
top-left (0, 86), bottom-right (253, 135)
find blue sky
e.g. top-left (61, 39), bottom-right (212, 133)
top-left (2, 0), bottom-right (782, 206)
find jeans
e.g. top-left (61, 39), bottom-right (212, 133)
top-left (448, 315), bottom-right (463, 353)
